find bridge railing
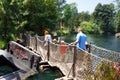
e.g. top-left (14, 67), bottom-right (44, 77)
top-left (23, 34), bottom-right (120, 80)
top-left (36, 36), bottom-right (48, 61)
top-left (24, 34), bottom-right (75, 77)
top-left (74, 49), bottom-right (115, 80)
top-left (90, 44), bottom-right (120, 62)
top-left (49, 43), bottom-right (76, 77)
top-left (49, 43), bottom-right (74, 63)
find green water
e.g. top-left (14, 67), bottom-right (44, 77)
top-left (0, 65), bottom-right (58, 80)
top-left (27, 70), bottom-right (58, 80)
top-left (0, 55), bottom-right (19, 76)
top-left (87, 34), bottom-right (120, 52)
top-left (62, 34), bottom-right (120, 53)
top-left (0, 65), bottom-right (14, 76)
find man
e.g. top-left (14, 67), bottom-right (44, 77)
top-left (73, 28), bottom-right (87, 50)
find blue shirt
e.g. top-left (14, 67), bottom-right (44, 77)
top-left (76, 32), bottom-right (87, 50)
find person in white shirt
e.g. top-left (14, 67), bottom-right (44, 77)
top-left (44, 30), bottom-right (52, 46)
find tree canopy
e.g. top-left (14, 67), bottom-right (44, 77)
top-left (0, 0), bottom-right (120, 44)
top-left (93, 3), bottom-right (115, 34)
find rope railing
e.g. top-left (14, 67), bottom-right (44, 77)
top-left (90, 44), bottom-right (120, 62)
top-left (22, 34), bottom-right (120, 80)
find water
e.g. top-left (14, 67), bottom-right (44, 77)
top-left (62, 34), bottom-right (120, 53)
top-left (0, 65), bottom-right (15, 76)
top-left (0, 55), bottom-right (19, 76)
top-left (87, 34), bottom-right (120, 53)
top-left (27, 70), bottom-right (58, 80)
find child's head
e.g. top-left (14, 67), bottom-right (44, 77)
top-left (61, 40), bottom-right (65, 45)
top-left (44, 30), bottom-right (49, 35)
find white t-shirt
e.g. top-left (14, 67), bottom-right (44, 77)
top-left (44, 34), bottom-right (52, 46)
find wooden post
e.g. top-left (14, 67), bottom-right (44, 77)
top-left (47, 41), bottom-right (50, 61)
top-left (7, 42), bottom-right (10, 52)
top-left (88, 43), bottom-right (91, 53)
top-left (35, 35), bottom-right (37, 51)
top-left (72, 46), bottom-right (76, 77)
top-left (67, 46), bottom-right (76, 78)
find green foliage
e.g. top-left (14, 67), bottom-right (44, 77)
top-left (79, 21), bottom-right (101, 34)
top-left (9, 33), bottom-right (17, 41)
top-left (0, 0), bottom-right (120, 42)
top-left (115, 0), bottom-right (120, 32)
top-left (63, 3), bottom-right (78, 29)
top-left (115, 10), bottom-right (120, 32)
top-left (93, 3), bottom-right (115, 34)
top-left (22, 0), bottom-right (59, 33)
top-left (78, 11), bottom-right (90, 23)
top-left (94, 62), bottom-right (120, 80)
top-left (0, 0), bottom-right (64, 41)
top-left (0, 39), bottom-right (6, 49)
top-left (0, 0), bottom-right (21, 39)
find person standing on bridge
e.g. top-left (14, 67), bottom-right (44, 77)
top-left (44, 30), bottom-right (52, 46)
top-left (72, 28), bottom-right (87, 50)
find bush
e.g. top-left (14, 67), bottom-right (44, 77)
top-left (0, 39), bottom-right (6, 49)
top-left (94, 61), bottom-right (120, 80)
top-left (79, 21), bottom-right (101, 34)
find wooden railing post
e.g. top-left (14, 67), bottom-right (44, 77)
top-left (87, 43), bottom-right (91, 53)
top-left (72, 46), bottom-right (76, 77)
top-left (29, 35), bottom-right (31, 48)
top-left (35, 35), bottom-right (37, 51)
top-left (27, 34), bottom-right (30, 47)
top-left (47, 41), bottom-right (50, 61)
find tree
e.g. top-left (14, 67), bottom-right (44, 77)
top-left (0, 0), bottom-right (21, 40)
top-left (78, 11), bottom-right (90, 23)
top-left (79, 21), bottom-right (100, 34)
top-left (93, 3), bottom-right (115, 34)
top-left (62, 3), bottom-right (78, 31)
top-left (115, 0), bottom-right (120, 32)
top-left (22, 0), bottom-right (59, 34)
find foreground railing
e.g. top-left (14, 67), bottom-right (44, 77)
top-left (90, 44), bottom-right (120, 62)
top-left (21, 34), bottom-right (120, 80)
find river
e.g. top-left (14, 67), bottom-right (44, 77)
top-left (27, 69), bottom-right (58, 80)
top-left (62, 34), bottom-right (120, 53)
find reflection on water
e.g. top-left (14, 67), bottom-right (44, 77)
top-left (61, 34), bottom-right (120, 53)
